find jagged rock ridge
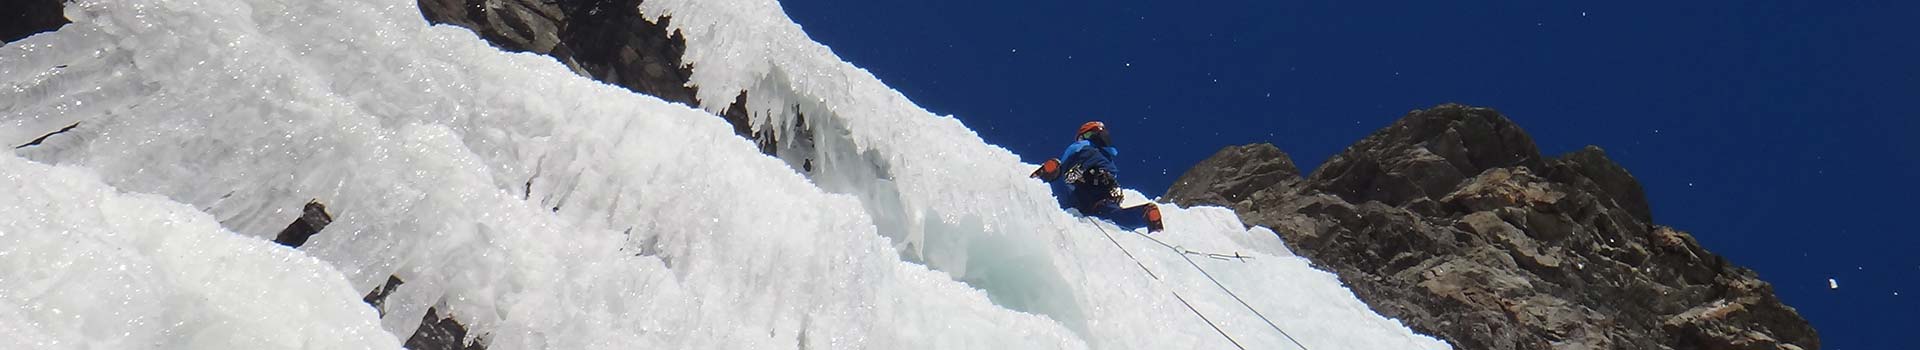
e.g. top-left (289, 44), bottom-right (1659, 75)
top-left (1166, 104), bottom-right (1817, 350)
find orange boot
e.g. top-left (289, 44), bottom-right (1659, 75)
top-left (1145, 203), bottom-right (1164, 232)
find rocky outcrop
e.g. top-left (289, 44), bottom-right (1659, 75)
top-left (357, 275), bottom-right (486, 350)
top-left (406, 306), bottom-right (488, 350)
top-left (1, 0), bottom-right (67, 43)
top-left (1166, 104), bottom-right (1817, 350)
top-left (358, 275), bottom-right (487, 350)
top-left (273, 200), bottom-right (334, 248)
top-left (1162, 143), bottom-right (1300, 214)
top-left (417, 0), bottom-right (695, 103)
top-left (415, 0), bottom-right (766, 141)
top-left (1304, 104), bottom-right (1544, 208)
top-left (362, 276), bottom-right (406, 317)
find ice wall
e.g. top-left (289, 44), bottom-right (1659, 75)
top-left (640, 0), bottom-right (1449, 349)
top-left (0, 0), bottom-right (1451, 348)
top-left (2, 0), bottom-right (1076, 348)
top-left (0, 155), bottom-right (402, 349)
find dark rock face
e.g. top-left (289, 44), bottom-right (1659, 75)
top-left (1162, 143), bottom-right (1299, 213)
top-left (1, 0), bottom-right (67, 43)
top-left (1166, 104), bottom-right (1817, 350)
top-left (417, 0), bottom-right (770, 142)
top-left (273, 200), bottom-right (334, 248)
top-left (358, 274), bottom-right (486, 350)
top-left (1548, 146), bottom-right (1654, 224)
top-left (406, 306), bottom-right (488, 350)
top-left (1306, 104), bottom-right (1545, 208)
top-left (417, 0), bottom-right (698, 105)
top-left (361, 275), bottom-right (406, 317)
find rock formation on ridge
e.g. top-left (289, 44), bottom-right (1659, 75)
top-left (1166, 104), bottom-right (1818, 350)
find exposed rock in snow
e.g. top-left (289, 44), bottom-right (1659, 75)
top-left (407, 306), bottom-right (488, 350)
top-left (274, 200), bottom-right (335, 248)
top-left (0, 156), bottom-right (401, 349)
top-left (416, 0), bottom-right (694, 104)
top-left (414, 0), bottom-right (771, 145)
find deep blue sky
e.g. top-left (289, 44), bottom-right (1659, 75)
top-left (780, 1), bottom-right (1915, 348)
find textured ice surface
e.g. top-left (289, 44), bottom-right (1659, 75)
top-left (0, 0), bottom-right (1447, 349)
top-left (0, 155), bottom-right (402, 349)
top-left (643, 0), bottom-right (1447, 348)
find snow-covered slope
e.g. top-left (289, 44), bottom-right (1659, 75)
top-left (0, 155), bottom-right (401, 349)
top-left (0, 0), bottom-right (1448, 349)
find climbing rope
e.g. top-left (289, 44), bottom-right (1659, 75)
top-left (1093, 217), bottom-right (1160, 280)
top-left (1158, 239), bottom-right (1254, 262)
top-left (1087, 218), bottom-right (1244, 350)
top-left (1134, 231), bottom-right (1312, 350)
top-left (1085, 217), bottom-right (1313, 350)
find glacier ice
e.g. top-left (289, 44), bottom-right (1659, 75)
top-left (0, 0), bottom-right (1449, 349)
top-left (0, 155), bottom-right (401, 349)
top-left (640, 0), bottom-right (1447, 348)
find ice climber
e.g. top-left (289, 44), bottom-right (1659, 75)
top-left (1031, 121), bottom-right (1165, 232)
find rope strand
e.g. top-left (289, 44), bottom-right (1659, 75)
top-left (1087, 218), bottom-right (1242, 349)
top-left (1093, 217), bottom-right (1159, 280)
top-left (1085, 217), bottom-right (1315, 350)
top-left (1168, 287), bottom-right (1246, 350)
top-left (1137, 232), bottom-right (1312, 350)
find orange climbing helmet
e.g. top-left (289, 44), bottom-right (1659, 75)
top-left (1077, 121), bottom-right (1112, 146)
top-left (1077, 121), bottom-right (1105, 139)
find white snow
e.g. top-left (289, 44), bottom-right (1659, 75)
top-left (0, 0), bottom-right (1449, 349)
top-left (0, 156), bottom-right (401, 349)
